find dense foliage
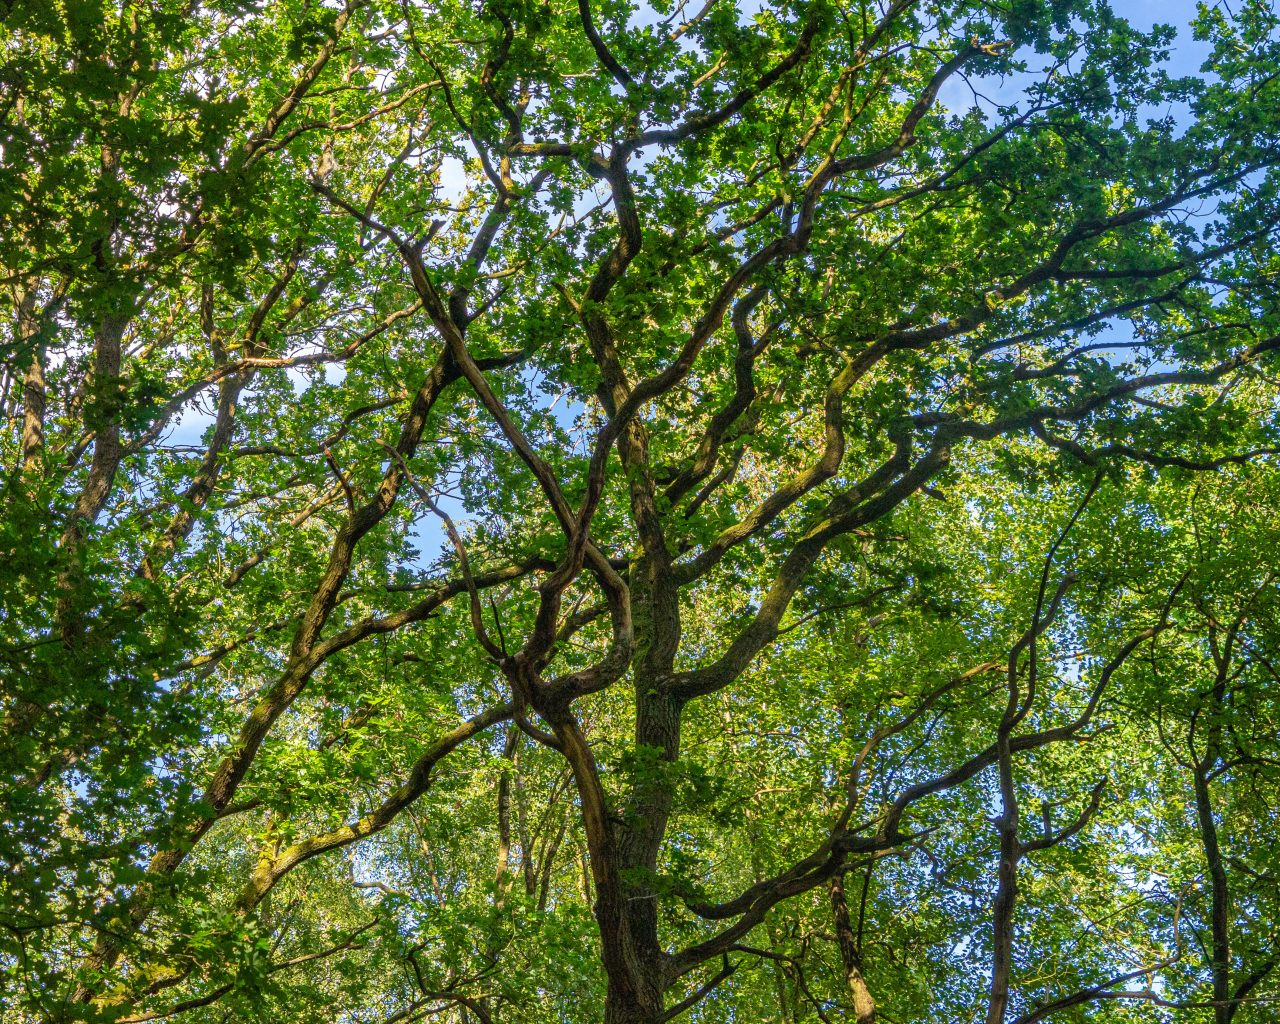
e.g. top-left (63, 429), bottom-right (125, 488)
top-left (3, 0), bottom-right (1280, 1021)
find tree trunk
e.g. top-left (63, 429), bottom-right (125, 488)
top-left (552, 713), bottom-right (670, 1024)
top-left (1193, 667), bottom-right (1233, 1024)
top-left (586, 660), bottom-right (687, 1024)
top-left (829, 873), bottom-right (876, 1023)
top-left (603, 973), bottom-right (667, 1024)
top-left (16, 286), bottom-right (45, 482)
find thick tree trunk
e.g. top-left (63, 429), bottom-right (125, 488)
top-left (551, 711), bottom-right (669, 1024)
top-left (603, 969), bottom-right (667, 1024)
top-left (617, 686), bottom-right (683, 953)
top-left (597, 685), bottom-right (712, 1024)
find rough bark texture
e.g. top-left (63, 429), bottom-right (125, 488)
top-left (830, 874), bottom-right (877, 1023)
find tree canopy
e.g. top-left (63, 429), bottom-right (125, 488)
top-left (3, 0), bottom-right (1280, 1022)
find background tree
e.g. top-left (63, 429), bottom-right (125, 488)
top-left (3, 0), bottom-right (1280, 1022)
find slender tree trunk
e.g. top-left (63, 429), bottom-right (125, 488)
top-left (495, 727), bottom-right (518, 893)
top-left (1194, 665), bottom-right (1233, 1024)
top-left (16, 286), bottom-right (45, 482)
top-left (986, 730), bottom-right (1021, 1024)
top-left (56, 311), bottom-right (129, 643)
top-left (1193, 768), bottom-right (1233, 1024)
top-left (0, 286), bottom-right (49, 744)
top-left (829, 873), bottom-right (876, 1023)
top-left (514, 747), bottom-right (538, 897)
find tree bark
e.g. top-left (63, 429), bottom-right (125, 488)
top-left (1194, 662), bottom-right (1233, 1024)
top-left (16, 286), bottom-right (45, 482)
top-left (830, 873), bottom-right (876, 1023)
top-left (551, 713), bottom-right (669, 1024)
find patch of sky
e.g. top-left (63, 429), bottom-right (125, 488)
top-left (935, 0), bottom-right (1213, 127)
top-left (163, 400), bottom-right (216, 449)
top-left (400, 360), bottom-right (590, 570)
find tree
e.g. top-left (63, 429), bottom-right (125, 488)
top-left (2, 0), bottom-right (1280, 1021)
